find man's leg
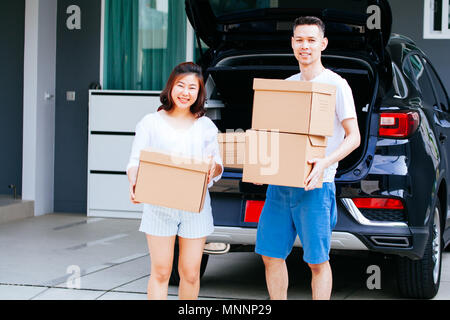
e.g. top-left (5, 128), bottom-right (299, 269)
top-left (308, 261), bottom-right (332, 300)
top-left (255, 185), bottom-right (297, 300)
top-left (291, 183), bottom-right (337, 300)
top-left (261, 255), bottom-right (289, 300)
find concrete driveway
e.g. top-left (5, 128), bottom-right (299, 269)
top-left (0, 214), bottom-right (449, 300)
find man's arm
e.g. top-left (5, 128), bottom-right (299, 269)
top-left (304, 118), bottom-right (361, 191)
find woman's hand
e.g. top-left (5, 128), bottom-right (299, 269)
top-left (127, 166), bottom-right (141, 204)
top-left (207, 158), bottom-right (216, 185)
top-left (129, 182), bottom-right (140, 204)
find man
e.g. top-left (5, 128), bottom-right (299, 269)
top-left (254, 16), bottom-right (361, 300)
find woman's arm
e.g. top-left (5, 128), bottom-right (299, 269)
top-left (126, 118), bottom-right (150, 204)
top-left (207, 160), bottom-right (223, 185)
top-left (127, 166), bottom-right (140, 204)
top-left (204, 121), bottom-right (224, 186)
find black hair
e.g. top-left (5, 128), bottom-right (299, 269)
top-left (159, 62), bottom-right (206, 118)
top-left (293, 16), bottom-right (326, 36)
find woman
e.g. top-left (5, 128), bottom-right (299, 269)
top-left (126, 62), bottom-right (223, 300)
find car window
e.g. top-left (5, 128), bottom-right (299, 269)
top-left (409, 54), bottom-right (424, 79)
top-left (423, 58), bottom-right (450, 112)
top-left (406, 54), bottom-right (437, 108)
top-left (392, 62), bottom-right (408, 99)
top-left (402, 55), bottom-right (419, 91)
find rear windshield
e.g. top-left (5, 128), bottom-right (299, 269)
top-left (209, 0), bottom-right (370, 17)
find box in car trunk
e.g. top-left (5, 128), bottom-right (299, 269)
top-left (218, 132), bottom-right (246, 169)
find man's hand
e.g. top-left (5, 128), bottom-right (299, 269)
top-left (304, 158), bottom-right (328, 191)
top-left (305, 119), bottom-right (361, 191)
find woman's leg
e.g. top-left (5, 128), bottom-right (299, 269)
top-left (146, 234), bottom-right (176, 300)
top-left (177, 236), bottom-right (207, 300)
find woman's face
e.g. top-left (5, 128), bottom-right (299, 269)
top-left (171, 73), bottom-right (200, 112)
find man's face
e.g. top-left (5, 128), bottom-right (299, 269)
top-left (291, 24), bottom-right (328, 66)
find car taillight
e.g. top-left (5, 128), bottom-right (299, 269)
top-left (352, 198), bottom-right (404, 210)
top-left (379, 111), bottom-right (420, 138)
top-left (244, 200), bottom-right (265, 223)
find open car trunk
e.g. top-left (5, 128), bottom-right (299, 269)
top-left (205, 53), bottom-right (375, 175)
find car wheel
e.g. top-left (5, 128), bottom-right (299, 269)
top-left (169, 241), bottom-right (209, 286)
top-left (396, 198), bottom-right (442, 299)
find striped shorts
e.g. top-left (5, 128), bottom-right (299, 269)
top-left (139, 193), bottom-right (214, 239)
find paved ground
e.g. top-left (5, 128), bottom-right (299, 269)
top-left (0, 213), bottom-right (449, 300)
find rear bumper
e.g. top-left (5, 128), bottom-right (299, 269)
top-left (210, 195), bottom-right (429, 260)
top-left (207, 227), bottom-right (368, 251)
top-left (335, 199), bottom-right (429, 260)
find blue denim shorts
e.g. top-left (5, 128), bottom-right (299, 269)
top-left (255, 183), bottom-right (337, 265)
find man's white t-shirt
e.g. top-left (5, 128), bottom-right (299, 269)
top-left (285, 69), bottom-right (357, 182)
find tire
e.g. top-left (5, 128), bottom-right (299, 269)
top-left (396, 198), bottom-right (443, 299)
top-left (168, 241), bottom-right (210, 286)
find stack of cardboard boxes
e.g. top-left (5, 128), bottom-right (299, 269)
top-left (242, 78), bottom-right (337, 188)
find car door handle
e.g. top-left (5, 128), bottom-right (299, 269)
top-left (439, 133), bottom-right (447, 143)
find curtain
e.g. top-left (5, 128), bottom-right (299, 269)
top-left (104, 0), bottom-right (139, 90)
top-left (104, 0), bottom-right (187, 91)
top-left (163, 0), bottom-right (187, 79)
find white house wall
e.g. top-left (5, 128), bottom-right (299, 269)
top-left (22, 0), bottom-right (57, 216)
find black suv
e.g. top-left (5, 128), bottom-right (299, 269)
top-left (183, 0), bottom-right (450, 299)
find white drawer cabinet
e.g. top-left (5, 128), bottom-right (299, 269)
top-left (89, 93), bottom-right (161, 132)
top-left (88, 173), bottom-right (143, 218)
top-left (87, 90), bottom-right (161, 218)
top-left (88, 134), bottom-right (134, 172)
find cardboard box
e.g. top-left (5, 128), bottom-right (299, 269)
top-left (218, 132), bottom-right (246, 169)
top-left (134, 149), bottom-right (211, 213)
top-left (252, 78), bottom-right (336, 136)
top-left (242, 130), bottom-right (327, 188)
